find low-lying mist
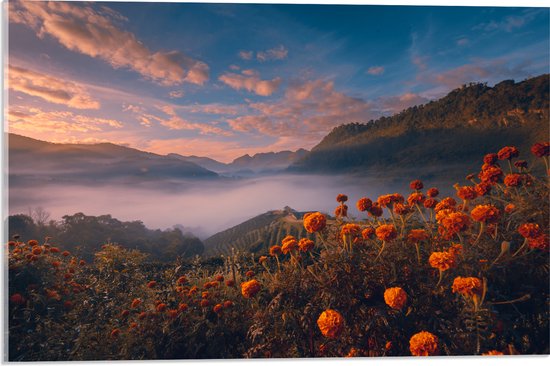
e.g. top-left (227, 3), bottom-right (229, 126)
top-left (8, 172), bottom-right (457, 239)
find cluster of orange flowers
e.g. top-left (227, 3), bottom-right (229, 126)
top-left (451, 276), bottom-right (483, 298)
top-left (281, 235), bottom-right (298, 254)
top-left (428, 250), bottom-right (457, 272)
top-left (375, 224), bottom-right (398, 242)
top-left (241, 279), bottom-right (261, 299)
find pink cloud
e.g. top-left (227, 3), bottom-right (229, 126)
top-left (123, 104), bottom-right (232, 136)
top-left (8, 64), bottom-right (100, 109)
top-left (226, 79), bottom-right (375, 141)
top-left (219, 70), bottom-right (282, 96)
top-left (8, 106), bottom-right (123, 133)
top-left (367, 66), bottom-right (385, 75)
top-left (9, 1), bottom-right (209, 86)
top-left (257, 45), bottom-right (288, 62)
top-left (238, 50), bottom-right (253, 60)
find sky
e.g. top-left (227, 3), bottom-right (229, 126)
top-left (6, 0), bottom-right (550, 163)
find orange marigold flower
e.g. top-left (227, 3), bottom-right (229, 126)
top-left (317, 309), bottom-right (345, 339)
top-left (178, 303), bottom-right (188, 312)
top-left (46, 289), bottom-right (61, 300)
top-left (245, 270), bottom-right (255, 278)
top-left (201, 291), bottom-right (209, 299)
top-left (241, 279), bottom-right (261, 298)
top-left (407, 229), bottom-right (429, 243)
top-left (497, 146), bottom-right (519, 161)
top-left (356, 197), bottom-right (373, 212)
top-left (410, 179), bottom-right (424, 190)
top-left (429, 251), bottom-right (456, 271)
top-left (200, 299), bottom-right (210, 307)
top-left (156, 303), bottom-right (167, 312)
top-left (129, 322), bottom-right (138, 330)
top-left (259, 255), bottom-right (268, 264)
top-left (167, 309), bottom-right (178, 319)
top-left (504, 173), bottom-right (523, 187)
top-left (531, 141), bottom-right (550, 158)
top-left (334, 204), bottom-right (348, 218)
top-left (375, 224), bottom-right (398, 242)
top-left (407, 192), bottom-right (425, 205)
top-left (426, 188), bottom-right (439, 198)
top-left (120, 309), bottom-right (130, 317)
top-left (452, 276), bottom-right (483, 298)
top-left (336, 194), bottom-right (348, 203)
top-left (482, 350), bottom-right (504, 356)
top-left (31, 246), bottom-right (42, 255)
top-left (384, 287), bottom-right (408, 310)
top-left (434, 197), bottom-right (457, 212)
top-left (362, 227), bottom-right (375, 240)
top-left (10, 293), bottom-right (25, 305)
top-left (528, 234), bottom-right (549, 251)
top-left (518, 223), bottom-right (541, 239)
top-left (483, 153), bottom-right (499, 165)
top-left (409, 331), bottom-right (439, 356)
top-left (504, 204), bottom-right (516, 213)
top-left (269, 245), bottom-right (282, 256)
top-left (474, 182), bottom-right (492, 196)
top-left (394, 203), bottom-right (412, 216)
top-left (298, 238), bottom-right (314, 252)
top-left (215, 274), bottom-right (224, 282)
top-left (514, 160), bottom-right (528, 169)
top-left (28, 239), bottom-right (39, 246)
top-left (423, 198), bottom-right (438, 209)
top-left (341, 223), bottom-right (361, 239)
top-left (225, 279), bottom-right (235, 287)
top-left (377, 194), bottom-right (393, 208)
top-left (223, 300), bottom-right (234, 308)
top-left (440, 211), bottom-right (471, 235)
top-left (62, 250), bottom-right (70, 257)
top-left (213, 304), bottom-right (223, 314)
top-left (303, 212), bottom-right (327, 233)
top-left (176, 275), bottom-right (188, 285)
top-left (281, 235), bottom-right (298, 254)
top-left (79, 260), bottom-right (86, 266)
top-left (52, 261), bottom-right (61, 268)
top-left (479, 166), bottom-right (503, 184)
top-left (368, 203), bottom-right (383, 217)
top-left (471, 204), bottom-right (500, 224)
top-left (456, 186), bottom-right (477, 201)
top-left (131, 299), bottom-right (142, 308)
top-left (8, 241), bottom-right (16, 247)
top-left (147, 280), bottom-right (157, 288)
top-left (110, 328), bottom-right (121, 338)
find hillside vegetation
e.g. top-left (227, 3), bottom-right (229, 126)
top-left (203, 207), bottom-right (314, 257)
top-left (291, 75), bottom-right (549, 173)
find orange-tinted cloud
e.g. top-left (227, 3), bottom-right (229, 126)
top-left (367, 66), bottom-right (385, 75)
top-left (219, 70), bottom-right (282, 96)
top-left (8, 106), bottom-right (123, 133)
top-left (9, 1), bottom-right (209, 86)
top-left (256, 45), bottom-right (288, 62)
top-left (227, 79), bottom-right (374, 141)
top-left (8, 64), bottom-right (100, 109)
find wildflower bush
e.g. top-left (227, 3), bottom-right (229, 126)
top-left (7, 143), bottom-right (549, 360)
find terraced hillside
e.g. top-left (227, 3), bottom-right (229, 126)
top-left (203, 207), bottom-right (315, 257)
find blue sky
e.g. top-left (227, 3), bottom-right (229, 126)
top-left (7, 1), bottom-right (549, 162)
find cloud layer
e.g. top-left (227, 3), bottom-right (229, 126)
top-left (9, 1), bottom-right (209, 86)
top-left (9, 64), bottom-right (100, 109)
top-left (219, 70), bottom-right (282, 96)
